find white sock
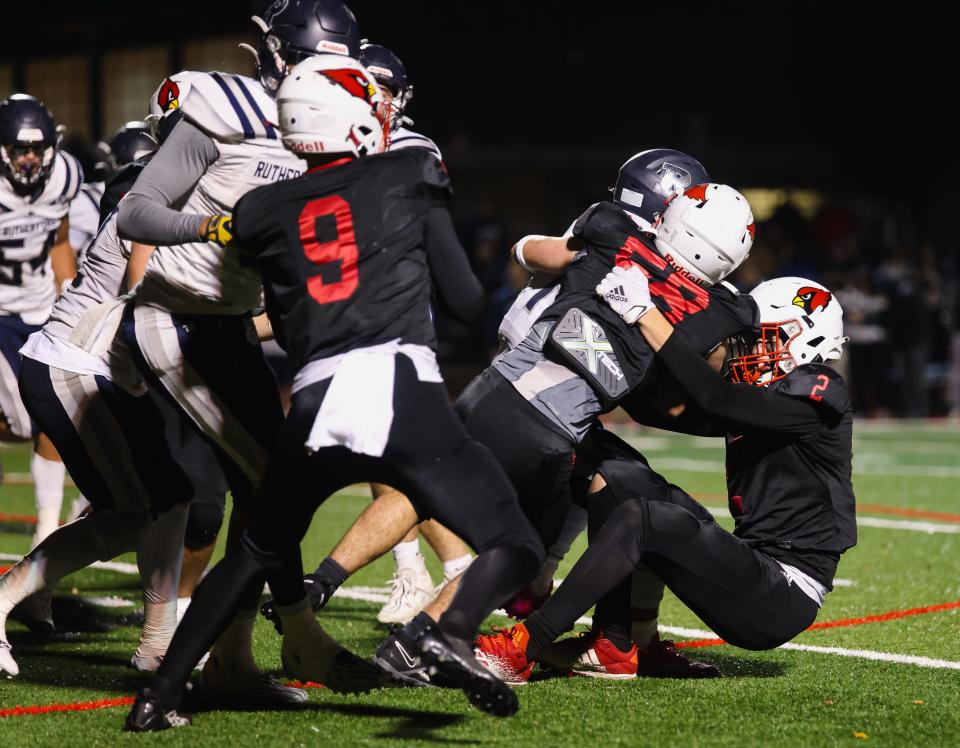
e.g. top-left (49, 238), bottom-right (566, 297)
top-left (136, 505), bottom-right (188, 656)
top-left (392, 539), bottom-right (421, 569)
top-left (176, 596), bottom-right (192, 624)
top-left (31, 454), bottom-right (65, 544)
top-left (442, 553), bottom-right (473, 582)
top-left (210, 610), bottom-right (257, 670)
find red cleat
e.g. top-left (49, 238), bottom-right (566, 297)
top-left (635, 635), bottom-right (721, 678)
top-left (474, 624), bottom-right (534, 686)
top-left (570, 632), bottom-right (639, 680)
top-left (502, 583), bottom-right (552, 620)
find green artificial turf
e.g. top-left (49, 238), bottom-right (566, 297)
top-left (0, 421), bottom-right (958, 746)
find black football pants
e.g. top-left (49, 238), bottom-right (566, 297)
top-left (525, 455), bottom-right (820, 653)
top-left (455, 368), bottom-right (577, 550)
top-left (151, 355), bottom-right (544, 701)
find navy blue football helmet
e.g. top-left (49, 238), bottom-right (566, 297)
top-left (0, 94), bottom-right (61, 192)
top-left (107, 121), bottom-right (158, 167)
top-left (250, 0), bottom-right (361, 96)
top-left (613, 149), bottom-right (710, 224)
top-left (360, 41), bottom-right (413, 131)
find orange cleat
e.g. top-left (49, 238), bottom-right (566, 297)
top-left (571, 633), bottom-right (639, 680)
top-left (474, 624), bottom-right (534, 686)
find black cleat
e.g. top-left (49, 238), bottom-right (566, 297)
top-left (324, 649), bottom-right (390, 694)
top-left (374, 626), bottom-right (433, 687)
top-left (124, 689), bottom-right (192, 732)
top-left (417, 630), bottom-right (519, 717)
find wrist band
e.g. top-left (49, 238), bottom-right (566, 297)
top-left (513, 234), bottom-right (546, 272)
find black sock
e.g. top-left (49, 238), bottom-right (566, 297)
top-left (593, 573), bottom-right (632, 649)
top-left (402, 611), bottom-right (436, 641)
top-left (601, 623), bottom-right (633, 652)
top-left (523, 612), bottom-right (558, 662)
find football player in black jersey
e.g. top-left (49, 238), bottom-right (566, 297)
top-left (270, 162), bottom-right (759, 685)
top-left (126, 55), bottom-right (543, 731)
top-left (475, 269), bottom-right (856, 682)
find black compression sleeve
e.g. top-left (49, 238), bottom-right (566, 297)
top-left (657, 333), bottom-right (826, 434)
top-left (621, 396), bottom-right (726, 437)
top-left (423, 205), bottom-right (484, 324)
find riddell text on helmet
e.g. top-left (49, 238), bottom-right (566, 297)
top-left (288, 141), bottom-right (327, 153)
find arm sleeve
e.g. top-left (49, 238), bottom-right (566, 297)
top-left (621, 396), bottom-right (726, 437)
top-left (116, 119), bottom-right (218, 244)
top-left (656, 332), bottom-right (827, 434)
top-left (423, 205), bottom-right (484, 325)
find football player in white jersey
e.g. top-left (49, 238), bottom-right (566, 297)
top-left (0, 95), bottom-right (79, 591)
top-left (116, 0), bottom-right (381, 703)
top-left (0, 211), bottom-right (193, 679)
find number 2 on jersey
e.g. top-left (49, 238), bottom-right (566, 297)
top-left (809, 373), bottom-right (830, 401)
top-left (298, 195), bottom-right (358, 304)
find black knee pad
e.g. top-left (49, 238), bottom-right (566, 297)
top-left (598, 457), bottom-right (672, 505)
top-left (184, 498), bottom-right (225, 550)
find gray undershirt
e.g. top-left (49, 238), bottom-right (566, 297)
top-left (493, 320), bottom-right (601, 443)
top-left (116, 119), bottom-right (218, 245)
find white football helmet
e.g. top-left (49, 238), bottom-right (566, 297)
top-left (654, 183), bottom-right (755, 285)
top-left (728, 276), bottom-right (847, 386)
top-left (277, 55), bottom-right (388, 158)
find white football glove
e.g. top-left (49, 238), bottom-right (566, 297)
top-left (596, 265), bottom-right (653, 324)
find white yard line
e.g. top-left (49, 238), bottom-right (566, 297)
top-left (1, 558), bottom-right (956, 672)
top-left (0, 553), bottom-right (139, 575)
top-left (856, 517), bottom-right (960, 534)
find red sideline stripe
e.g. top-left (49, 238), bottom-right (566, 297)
top-left (0, 681), bottom-right (324, 719)
top-left (0, 513), bottom-right (38, 525)
top-left (675, 599), bottom-right (960, 650)
top-left (689, 498), bottom-right (960, 524)
top-left (857, 503), bottom-right (960, 523)
top-left (0, 696), bottom-right (134, 718)
top-left (807, 599), bottom-right (960, 631)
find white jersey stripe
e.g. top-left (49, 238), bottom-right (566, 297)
top-left (132, 305), bottom-right (268, 483)
top-left (49, 366), bottom-right (152, 510)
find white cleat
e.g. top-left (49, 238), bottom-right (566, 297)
top-left (0, 638), bottom-right (19, 677)
top-left (376, 560), bottom-right (437, 625)
top-left (281, 619), bottom-right (385, 694)
top-left (200, 653), bottom-right (309, 707)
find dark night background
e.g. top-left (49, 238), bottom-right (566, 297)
top-left (3, 1), bottom-right (959, 415)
